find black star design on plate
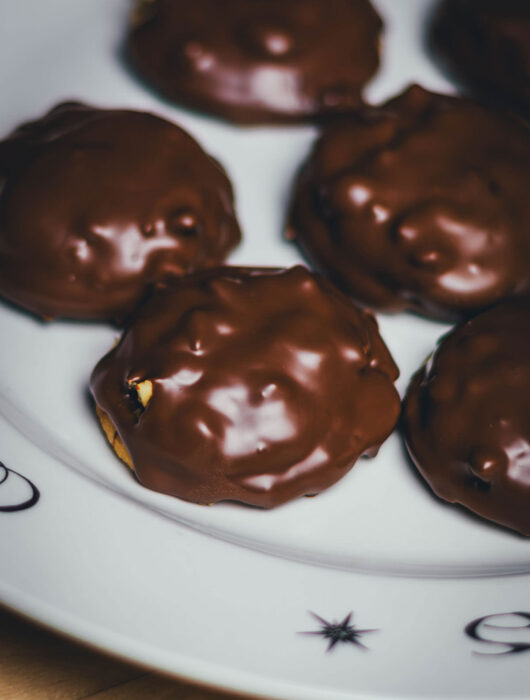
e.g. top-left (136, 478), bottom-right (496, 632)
top-left (301, 611), bottom-right (377, 652)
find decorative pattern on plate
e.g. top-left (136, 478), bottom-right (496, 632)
top-left (0, 462), bottom-right (40, 512)
top-left (301, 611), bottom-right (377, 652)
top-left (465, 613), bottom-right (530, 656)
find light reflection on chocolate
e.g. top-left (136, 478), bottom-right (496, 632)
top-left (403, 296), bottom-right (530, 536)
top-left (0, 103), bottom-right (240, 321)
top-left (288, 85), bottom-right (530, 321)
top-left (127, 0), bottom-right (382, 124)
top-left (91, 266), bottom-right (400, 507)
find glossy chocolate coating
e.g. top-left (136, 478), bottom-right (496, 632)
top-left (90, 266), bottom-right (400, 507)
top-left (430, 0), bottom-right (530, 116)
top-left (0, 103), bottom-right (240, 320)
top-left (127, 0), bottom-right (382, 125)
top-left (403, 297), bottom-right (530, 536)
top-left (288, 85), bottom-right (530, 321)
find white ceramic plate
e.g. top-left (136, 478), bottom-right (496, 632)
top-left (1, 1), bottom-right (529, 697)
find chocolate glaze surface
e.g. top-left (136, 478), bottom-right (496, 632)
top-left (430, 0), bottom-right (530, 116)
top-left (288, 85), bottom-right (530, 321)
top-left (0, 103), bottom-right (240, 320)
top-left (127, 0), bottom-right (382, 125)
top-left (90, 266), bottom-right (400, 508)
top-left (403, 296), bottom-right (530, 536)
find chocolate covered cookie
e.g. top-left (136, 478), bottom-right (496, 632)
top-left (0, 103), bottom-right (240, 320)
top-left (288, 85), bottom-right (530, 321)
top-left (430, 0), bottom-right (530, 115)
top-left (127, 0), bottom-right (382, 124)
top-left (403, 297), bottom-right (530, 536)
top-left (90, 266), bottom-right (400, 508)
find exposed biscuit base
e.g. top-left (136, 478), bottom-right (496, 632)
top-left (96, 394), bottom-right (215, 503)
top-left (96, 380), bottom-right (153, 471)
top-left (96, 405), bottom-right (134, 470)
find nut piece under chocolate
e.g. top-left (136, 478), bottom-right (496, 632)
top-left (288, 85), bottom-right (530, 321)
top-left (90, 266), bottom-right (400, 508)
top-left (0, 103), bottom-right (241, 321)
top-left (403, 296), bottom-right (530, 536)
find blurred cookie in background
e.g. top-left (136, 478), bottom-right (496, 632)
top-left (429, 0), bottom-right (530, 116)
top-left (127, 0), bottom-right (383, 124)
